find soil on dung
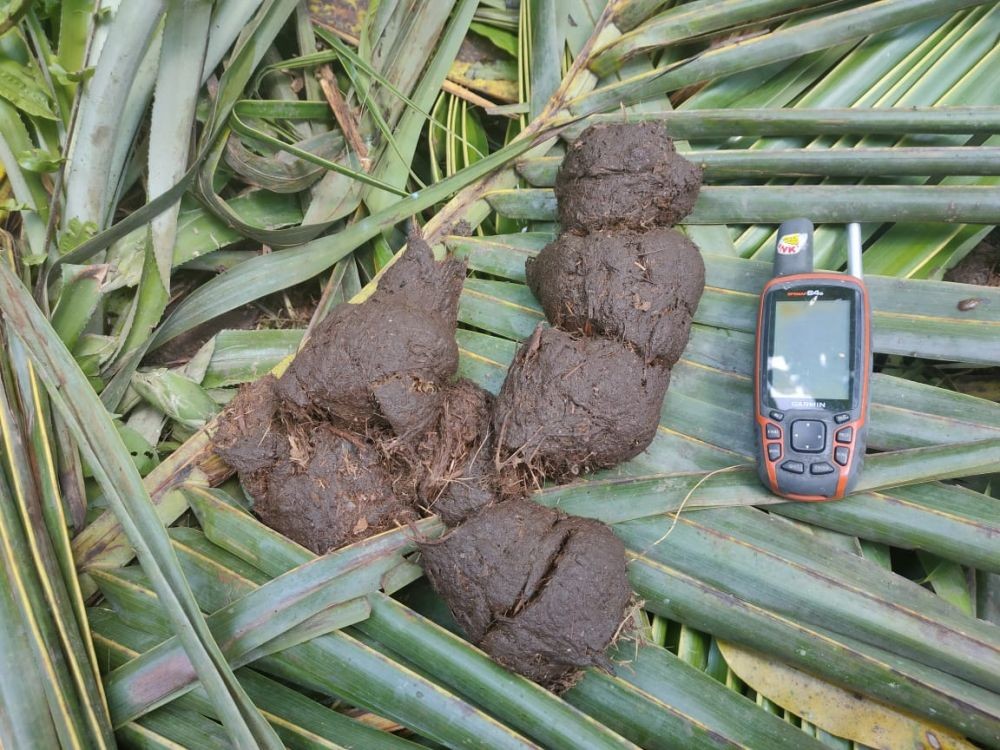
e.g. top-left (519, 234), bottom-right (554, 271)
top-left (212, 374), bottom-right (288, 476)
top-left (391, 378), bottom-right (505, 526)
top-left (556, 122), bottom-right (703, 234)
top-left (945, 239), bottom-right (999, 287)
top-left (526, 227), bottom-right (705, 365)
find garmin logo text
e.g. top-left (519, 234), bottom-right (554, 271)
top-left (791, 400), bottom-right (826, 408)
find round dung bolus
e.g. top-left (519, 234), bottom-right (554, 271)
top-left (526, 227), bottom-right (705, 365)
top-left (492, 325), bottom-right (670, 480)
top-left (247, 424), bottom-right (412, 555)
top-left (276, 234), bottom-right (466, 435)
top-left (419, 499), bottom-right (630, 687)
top-left (555, 122), bottom-right (702, 233)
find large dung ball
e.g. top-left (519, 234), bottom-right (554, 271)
top-left (525, 227), bottom-right (705, 365)
top-left (212, 376), bottom-right (413, 554)
top-left (556, 122), bottom-right (702, 233)
top-left (420, 499), bottom-right (630, 687)
top-left (212, 375), bottom-right (413, 554)
top-left (945, 241), bottom-right (999, 287)
top-left (492, 325), bottom-right (670, 480)
top-left (276, 234), bottom-right (466, 435)
top-left (244, 424), bottom-right (412, 555)
top-left (276, 300), bottom-right (456, 433)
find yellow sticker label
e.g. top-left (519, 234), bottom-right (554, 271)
top-left (777, 233), bottom-right (806, 255)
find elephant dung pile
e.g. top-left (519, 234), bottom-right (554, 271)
top-left (213, 123), bottom-right (704, 688)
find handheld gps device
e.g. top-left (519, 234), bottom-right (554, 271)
top-left (754, 219), bottom-right (871, 501)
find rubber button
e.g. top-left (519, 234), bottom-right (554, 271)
top-left (767, 443), bottom-right (781, 461)
top-left (834, 413), bottom-right (850, 424)
top-left (791, 420), bottom-right (826, 453)
top-left (834, 446), bottom-right (849, 466)
top-left (810, 462), bottom-right (835, 475)
top-left (836, 427), bottom-right (853, 443)
top-left (765, 423), bottom-right (781, 440)
top-left (769, 410), bottom-right (785, 422)
top-left (780, 460), bottom-right (805, 474)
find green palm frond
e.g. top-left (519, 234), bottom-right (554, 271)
top-left (1, 0), bottom-right (999, 747)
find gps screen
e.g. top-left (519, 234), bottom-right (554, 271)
top-left (767, 297), bottom-right (852, 406)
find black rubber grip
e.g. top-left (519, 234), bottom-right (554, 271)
top-left (773, 218), bottom-right (814, 277)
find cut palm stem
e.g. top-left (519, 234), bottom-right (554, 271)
top-left (485, 185), bottom-right (1000, 223)
top-left (518, 147), bottom-right (1000, 185)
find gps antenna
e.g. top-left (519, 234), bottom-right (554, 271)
top-left (847, 222), bottom-right (863, 279)
top-left (773, 218), bottom-right (814, 277)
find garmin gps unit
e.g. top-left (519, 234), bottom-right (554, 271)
top-left (754, 219), bottom-right (871, 501)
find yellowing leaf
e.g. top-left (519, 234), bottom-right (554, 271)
top-left (718, 641), bottom-right (976, 750)
top-left (449, 37), bottom-right (519, 104)
top-left (308, 0), bottom-right (368, 39)
top-left (0, 177), bottom-right (9, 223)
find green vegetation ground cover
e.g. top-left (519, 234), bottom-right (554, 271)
top-left (0, 0), bottom-right (998, 747)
